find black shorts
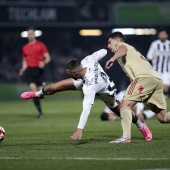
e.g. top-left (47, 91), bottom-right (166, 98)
top-left (25, 67), bottom-right (44, 86)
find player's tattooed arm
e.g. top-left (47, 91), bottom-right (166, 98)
top-left (42, 78), bottom-right (76, 95)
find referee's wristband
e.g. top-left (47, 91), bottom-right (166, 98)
top-left (42, 87), bottom-right (48, 95)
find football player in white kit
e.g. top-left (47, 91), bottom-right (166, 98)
top-left (21, 49), bottom-right (152, 141)
top-left (147, 28), bottom-right (170, 98)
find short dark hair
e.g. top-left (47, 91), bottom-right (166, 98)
top-left (157, 28), bottom-right (168, 35)
top-left (100, 112), bottom-right (109, 121)
top-left (65, 59), bottom-right (81, 70)
top-left (108, 31), bottom-right (125, 42)
top-left (27, 26), bottom-right (36, 32)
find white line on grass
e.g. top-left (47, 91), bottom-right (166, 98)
top-left (136, 169), bottom-right (170, 170)
top-left (0, 157), bottom-right (169, 160)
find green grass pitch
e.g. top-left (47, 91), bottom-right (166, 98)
top-left (0, 91), bottom-right (170, 170)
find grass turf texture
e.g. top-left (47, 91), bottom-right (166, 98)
top-left (0, 90), bottom-right (170, 170)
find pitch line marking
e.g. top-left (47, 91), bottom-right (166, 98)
top-left (0, 157), bottom-right (169, 160)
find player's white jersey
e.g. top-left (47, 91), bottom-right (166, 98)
top-left (147, 39), bottom-right (170, 74)
top-left (73, 49), bottom-right (117, 129)
top-left (74, 49), bottom-right (117, 105)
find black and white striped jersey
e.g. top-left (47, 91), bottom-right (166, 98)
top-left (147, 39), bottom-right (170, 74)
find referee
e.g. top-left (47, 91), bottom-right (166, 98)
top-left (19, 26), bottom-right (51, 118)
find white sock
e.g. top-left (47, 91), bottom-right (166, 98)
top-left (131, 110), bottom-right (143, 129)
top-left (136, 119), bottom-right (143, 129)
top-left (123, 131), bottom-right (131, 139)
top-left (36, 90), bottom-right (44, 97)
top-left (143, 110), bottom-right (155, 119)
top-left (120, 107), bottom-right (132, 139)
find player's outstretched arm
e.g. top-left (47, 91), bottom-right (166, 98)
top-left (70, 91), bottom-right (94, 140)
top-left (91, 49), bottom-right (107, 61)
top-left (20, 78), bottom-right (76, 100)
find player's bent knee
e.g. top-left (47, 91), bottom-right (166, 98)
top-left (156, 114), bottom-right (170, 123)
top-left (164, 113), bottom-right (170, 123)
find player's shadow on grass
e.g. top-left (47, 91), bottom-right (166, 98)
top-left (14, 113), bottom-right (45, 123)
top-left (72, 138), bottom-right (109, 145)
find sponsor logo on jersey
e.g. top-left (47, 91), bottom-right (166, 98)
top-left (138, 85), bottom-right (144, 94)
top-left (94, 62), bottom-right (98, 84)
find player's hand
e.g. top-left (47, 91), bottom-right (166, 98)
top-left (19, 68), bottom-right (24, 76)
top-left (70, 129), bottom-right (82, 140)
top-left (105, 59), bottom-right (114, 70)
top-left (39, 61), bottom-right (45, 69)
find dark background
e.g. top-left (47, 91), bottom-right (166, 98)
top-left (0, 0), bottom-right (169, 92)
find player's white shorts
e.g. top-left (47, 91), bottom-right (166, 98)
top-left (96, 93), bottom-right (117, 109)
top-left (136, 103), bottom-right (144, 114)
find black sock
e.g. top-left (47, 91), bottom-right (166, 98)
top-left (33, 98), bottom-right (42, 114)
top-left (131, 110), bottom-right (138, 124)
top-left (131, 110), bottom-right (143, 129)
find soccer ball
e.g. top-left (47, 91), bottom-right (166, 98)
top-left (0, 126), bottom-right (5, 141)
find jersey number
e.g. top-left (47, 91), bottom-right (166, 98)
top-left (101, 72), bottom-right (107, 83)
top-left (135, 48), bottom-right (148, 61)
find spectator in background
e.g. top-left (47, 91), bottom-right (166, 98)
top-left (19, 27), bottom-right (51, 118)
top-left (147, 28), bottom-right (170, 98)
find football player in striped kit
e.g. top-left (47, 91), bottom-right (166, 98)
top-left (147, 28), bottom-right (170, 98)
